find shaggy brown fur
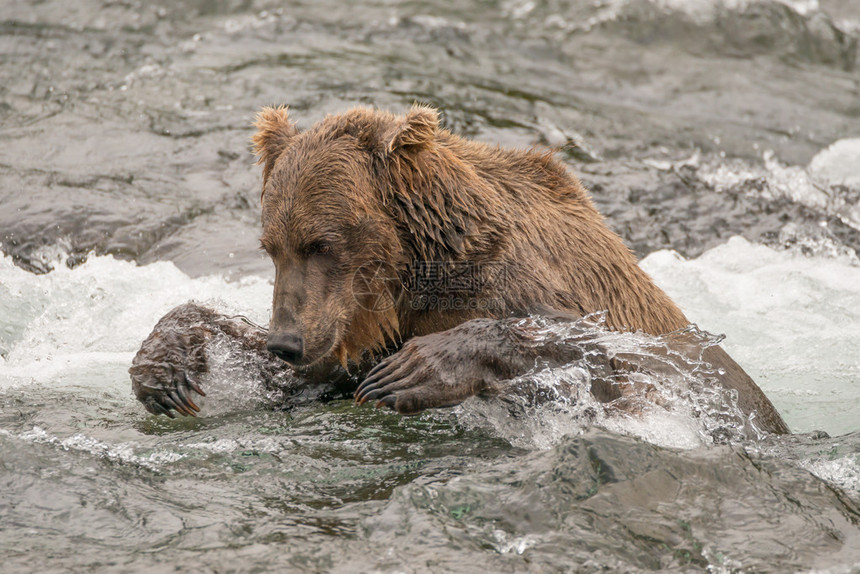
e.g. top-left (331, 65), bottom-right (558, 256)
top-left (255, 106), bottom-right (688, 352)
top-left (129, 105), bottom-right (789, 435)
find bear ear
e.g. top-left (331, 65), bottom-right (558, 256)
top-left (252, 106), bottom-right (300, 193)
top-left (379, 104), bottom-right (439, 154)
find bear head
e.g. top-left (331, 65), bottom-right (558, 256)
top-left (253, 105), bottom-right (468, 369)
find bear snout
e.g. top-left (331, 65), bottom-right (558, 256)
top-left (267, 331), bottom-right (304, 364)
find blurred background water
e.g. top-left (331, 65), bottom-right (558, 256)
top-left (1, 0), bottom-right (859, 571)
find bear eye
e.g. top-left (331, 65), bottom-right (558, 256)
top-left (259, 237), bottom-right (278, 257)
top-left (304, 241), bottom-right (332, 257)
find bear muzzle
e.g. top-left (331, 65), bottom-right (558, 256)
top-left (267, 331), bottom-right (304, 365)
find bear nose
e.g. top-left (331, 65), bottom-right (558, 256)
top-left (267, 332), bottom-right (304, 364)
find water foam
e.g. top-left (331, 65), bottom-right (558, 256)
top-left (641, 237), bottom-right (860, 436)
top-left (0, 426), bottom-right (185, 471)
top-left (0, 251), bottom-right (272, 392)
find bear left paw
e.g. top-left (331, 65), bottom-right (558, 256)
top-left (354, 334), bottom-right (487, 414)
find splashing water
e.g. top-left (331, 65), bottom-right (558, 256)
top-left (453, 315), bottom-right (762, 450)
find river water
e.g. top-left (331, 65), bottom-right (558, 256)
top-left (1, 0), bottom-right (859, 571)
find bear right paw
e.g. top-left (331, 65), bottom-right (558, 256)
top-left (353, 334), bottom-right (487, 414)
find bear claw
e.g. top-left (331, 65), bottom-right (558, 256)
top-left (132, 362), bottom-right (207, 418)
top-left (354, 324), bottom-right (498, 415)
top-left (375, 395), bottom-right (397, 410)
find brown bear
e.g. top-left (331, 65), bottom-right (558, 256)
top-left (129, 105), bottom-right (789, 435)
